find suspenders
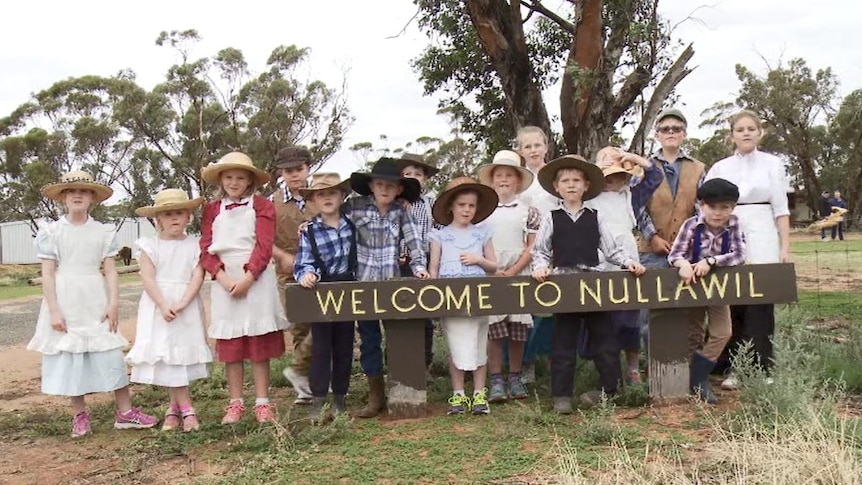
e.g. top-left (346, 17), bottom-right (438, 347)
top-left (691, 224), bottom-right (730, 263)
top-left (307, 217), bottom-right (357, 282)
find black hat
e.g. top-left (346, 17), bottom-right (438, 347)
top-left (697, 178), bottom-right (739, 203)
top-left (350, 158), bottom-right (422, 202)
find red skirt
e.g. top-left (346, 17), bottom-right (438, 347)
top-left (216, 331), bottom-right (285, 363)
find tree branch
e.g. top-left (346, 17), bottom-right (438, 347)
top-left (518, 0), bottom-right (575, 33)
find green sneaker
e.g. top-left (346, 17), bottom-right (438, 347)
top-left (447, 393), bottom-right (471, 415)
top-left (471, 388), bottom-right (490, 415)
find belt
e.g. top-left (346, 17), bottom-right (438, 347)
top-left (737, 202), bottom-right (770, 205)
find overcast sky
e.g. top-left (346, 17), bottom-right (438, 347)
top-left (2, 0), bottom-right (860, 177)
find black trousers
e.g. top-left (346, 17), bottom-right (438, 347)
top-left (309, 321), bottom-right (355, 397)
top-left (400, 262), bottom-right (435, 367)
top-left (715, 304), bottom-right (775, 373)
top-left (551, 312), bottom-right (621, 397)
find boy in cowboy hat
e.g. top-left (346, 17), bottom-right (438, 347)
top-left (395, 153), bottom-right (440, 377)
top-left (587, 147), bottom-right (661, 385)
top-left (531, 155), bottom-right (646, 414)
top-left (476, 150), bottom-right (541, 402)
top-left (293, 173), bottom-right (357, 423)
top-left (343, 157), bottom-right (430, 418)
top-left (271, 145), bottom-right (319, 405)
top-left (667, 178), bottom-right (746, 404)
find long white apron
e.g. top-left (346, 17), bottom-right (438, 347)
top-left (734, 205), bottom-right (780, 264)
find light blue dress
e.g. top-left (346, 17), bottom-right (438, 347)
top-left (429, 224), bottom-right (492, 371)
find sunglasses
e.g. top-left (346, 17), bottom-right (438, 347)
top-left (657, 125), bottom-right (685, 134)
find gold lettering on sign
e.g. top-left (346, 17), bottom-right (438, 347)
top-left (510, 281), bottom-right (531, 308)
top-left (748, 272), bottom-right (764, 298)
top-left (535, 281), bottom-right (562, 307)
top-left (351, 289), bottom-right (366, 315)
top-left (635, 278), bottom-right (649, 303)
top-left (674, 280), bottom-right (698, 300)
top-left (477, 283), bottom-right (492, 310)
top-left (418, 285), bottom-right (445, 312)
top-left (656, 276), bottom-right (670, 302)
top-left (445, 285), bottom-right (471, 313)
top-left (391, 287), bottom-right (416, 313)
top-left (316, 290), bottom-right (346, 315)
top-left (701, 273), bottom-right (729, 299)
top-left (735, 272), bottom-right (742, 298)
top-left (580, 279), bottom-right (601, 306)
top-left (608, 278), bottom-right (629, 304)
top-left (372, 289), bottom-right (386, 314)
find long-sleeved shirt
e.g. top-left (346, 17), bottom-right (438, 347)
top-left (400, 192), bottom-right (438, 257)
top-left (341, 195), bottom-right (426, 281)
top-left (667, 214), bottom-right (747, 267)
top-left (637, 149), bottom-right (705, 242)
top-left (294, 215), bottom-right (355, 282)
top-left (532, 205), bottom-right (638, 273)
top-left (200, 196), bottom-right (275, 280)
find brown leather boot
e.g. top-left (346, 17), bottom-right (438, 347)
top-left (356, 375), bottom-right (386, 418)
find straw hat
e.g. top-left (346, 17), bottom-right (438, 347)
top-left (538, 154), bottom-right (604, 201)
top-left (350, 157), bottom-right (421, 203)
top-left (298, 172), bottom-right (352, 198)
top-left (201, 152), bottom-right (270, 186)
top-left (40, 170), bottom-right (113, 203)
top-left (432, 176), bottom-right (499, 225)
top-left (595, 147), bottom-right (644, 179)
top-left (135, 188), bottom-right (204, 217)
top-left (476, 150), bottom-right (534, 194)
top-left (393, 152), bottom-right (440, 177)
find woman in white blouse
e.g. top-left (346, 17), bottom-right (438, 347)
top-left (705, 110), bottom-right (791, 389)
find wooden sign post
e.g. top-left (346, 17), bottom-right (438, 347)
top-left (285, 264), bottom-right (797, 416)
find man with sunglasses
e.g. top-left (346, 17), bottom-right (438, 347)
top-left (636, 109), bottom-right (707, 352)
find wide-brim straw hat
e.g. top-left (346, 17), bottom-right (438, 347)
top-left (350, 157), bottom-right (421, 203)
top-left (393, 152), bottom-right (440, 177)
top-left (476, 150), bottom-right (534, 194)
top-left (201, 152), bottom-right (270, 187)
top-left (135, 188), bottom-right (204, 217)
top-left (595, 147), bottom-right (644, 179)
top-left (432, 176), bottom-right (499, 226)
top-left (298, 172), bottom-right (352, 198)
top-left (40, 170), bottom-right (113, 203)
top-left (538, 154), bottom-right (605, 201)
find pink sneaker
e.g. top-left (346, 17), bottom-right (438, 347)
top-left (114, 407), bottom-right (159, 430)
top-left (71, 411), bottom-right (91, 438)
top-left (254, 403), bottom-right (277, 423)
top-left (221, 401), bottom-right (246, 424)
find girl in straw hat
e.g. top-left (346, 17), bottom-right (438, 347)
top-left (476, 150), bottom-right (541, 403)
top-left (199, 152), bottom-right (288, 424)
top-left (27, 171), bottom-right (158, 437)
top-left (586, 147), bottom-right (661, 385)
top-left (126, 189), bottom-right (212, 432)
top-left (429, 176), bottom-right (499, 415)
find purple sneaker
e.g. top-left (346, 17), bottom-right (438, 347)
top-left (114, 407), bottom-right (159, 430)
top-left (71, 411), bottom-right (91, 438)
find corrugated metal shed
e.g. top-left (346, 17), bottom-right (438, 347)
top-left (0, 218), bottom-right (157, 264)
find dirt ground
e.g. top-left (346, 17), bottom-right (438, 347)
top-left (0, 232), bottom-right (858, 484)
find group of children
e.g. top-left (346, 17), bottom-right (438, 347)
top-left (29, 125), bottom-right (749, 437)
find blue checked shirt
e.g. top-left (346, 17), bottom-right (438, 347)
top-left (293, 215), bottom-right (355, 282)
top-left (342, 195), bottom-right (427, 281)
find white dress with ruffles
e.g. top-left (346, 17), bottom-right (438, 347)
top-left (27, 216), bottom-right (130, 396)
top-left (125, 236), bottom-right (213, 387)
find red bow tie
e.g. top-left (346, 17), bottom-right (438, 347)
top-left (225, 201), bottom-right (248, 210)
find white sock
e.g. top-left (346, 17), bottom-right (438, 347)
top-left (453, 390), bottom-right (465, 397)
top-left (229, 398), bottom-right (243, 405)
top-left (255, 397), bottom-right (270, 406)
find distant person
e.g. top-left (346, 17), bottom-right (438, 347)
top-left (705, 110), bottom-right (791, 390)
top-left (830, 190), bottom-right (847, 241)
top-left (28, 170), bottom-right (158, 438)
top-left (817, 190), bottom-right (832, 241)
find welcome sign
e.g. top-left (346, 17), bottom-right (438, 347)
top-left (284, 264), bottom-right (798, 323)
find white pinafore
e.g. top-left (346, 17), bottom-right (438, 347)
top-left (207, 198), bottom-right (287, 339)
top-left (482, 203), bottom-right (533, 325)
top-left (585, 190), bottom-right (639, 271)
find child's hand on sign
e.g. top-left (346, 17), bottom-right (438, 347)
top-left (676, 261), bottom-right (696, 285)
top-left (531, 267), bottom-right (550, 282)
top-left (299, 273), bottom-right (319, 289)
top-left (627, 262), bottom-right (646, 276)
top-left (415, 269), bottom-right (431, 279)
top-left (693, 259), bottom-right (711, 278)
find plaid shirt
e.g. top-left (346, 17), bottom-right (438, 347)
top-left (269, 181), bottom-right (306, 212)
top-left (401, 193), bottom-right (437, 256)
top-left (342, 195), bottom-right (426, 281)
top-left (667, 214), bottom-right (747, 267)
top-left (294, 215), bottom-right (354, 282)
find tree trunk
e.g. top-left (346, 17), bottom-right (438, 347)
top-left (464, 0), bottom-right (552, 143)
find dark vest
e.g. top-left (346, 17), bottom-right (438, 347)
top-left (551, 208), bottom-right (600, 268)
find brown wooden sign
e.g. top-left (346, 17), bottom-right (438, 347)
top-left (284, 264), bottom-right (797, 323)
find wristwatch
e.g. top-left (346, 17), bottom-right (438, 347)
top-left (706, 256), bottom-right (717, 267)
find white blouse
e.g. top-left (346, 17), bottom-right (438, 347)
top-left (705, 150), bottom-right (790, 219)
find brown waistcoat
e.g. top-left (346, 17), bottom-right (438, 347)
top-left (274, 195), bottom-right (318, 280)
top-left (637, 158), bottom-right (705, 252)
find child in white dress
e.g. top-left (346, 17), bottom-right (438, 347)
top-left (429, 177), bottom-right (499, 415)
top-left (477, 150), bottom-right (540, 402)
top-left (27, 171), bottom-right (158, 438)
top-left (126, 189), bottom-right (213, 432)
top-left (200, 152), bottom-right (288, 424)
